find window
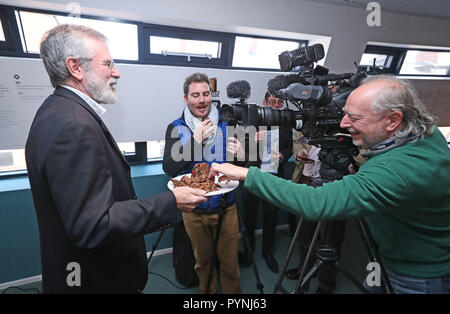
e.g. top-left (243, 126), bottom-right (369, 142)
top-left (117, 142), bottom-right (148, 164)
top-left (0, 21), bottom-right (5, 41)
top-left (147, 140), bottom-right (165, 160)
top-left (360, 44), bottom-right (450, 77)
top-left (399, 50), bottom-right (450, 76)
top-left (143, 25), bottom-right (232, 67)
top-left (438, 127), bottom-right (450, 143)
top-left (0, 7), bottom-right (16, 52)
top-left (117, 142), bottom-right (136, 156)
top-left (150, 36), bottom-right (221, 59)
top-left (359, 45), bottom-right (404, 74)
top-left (232, 36), bottom-right (305, 70)
top-left (16, 10), bottom-right (138, 60)
top-left (359, 53), bottom-right (393, 68)
top-left (0, 149), bottom-right (26, 173)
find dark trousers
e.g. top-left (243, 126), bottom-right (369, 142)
top-left (243, 189), bottom-right (278, 255)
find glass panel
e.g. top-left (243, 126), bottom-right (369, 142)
top-left (0, 21), bottom-right (5, 41)
top-left (147, 140), bottom-right (165, 159)
top-left (150, 36), bottom-right (220, 58)
top-left (232, 36), bottom-right (300, 69)
top-left (359, 53), bottom-right (392, 67)
top-left (18, 11), bottom-right (138, 60)
top-left (400, 50), bottom-right (450, 75)
top-left (0, 149), bottom-right (26, 172)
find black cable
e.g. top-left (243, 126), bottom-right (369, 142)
top-left (147, 271), bottom-right (192, 290)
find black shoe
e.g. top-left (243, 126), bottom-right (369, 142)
top-left (262, 252), bottom-right (279, 273)
top-left (286, 267), bottom-right (300, 280)
top-left (238, 250), bottom-right (251, 268)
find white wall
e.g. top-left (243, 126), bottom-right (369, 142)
top-left (0, 0), bottom-right (449, 149)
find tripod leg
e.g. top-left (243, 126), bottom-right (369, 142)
top-left (294, 260), bottom-right (323, 294)
top-left (147, 229), bottom-right (165, 265)
top-left (273, 216), bottom-right (305, 293)
top-left (334, 261), bottom-right (370, 294)
top-left (297, 221), bottom-right (323, 290)
top-left (357, 218), bottom-right (394, 294)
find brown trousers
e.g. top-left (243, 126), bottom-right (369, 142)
top-left (182, 204), bottom-right (241, 294)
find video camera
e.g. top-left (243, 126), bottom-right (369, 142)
top-left (220, 43), bottom-right (367, 179)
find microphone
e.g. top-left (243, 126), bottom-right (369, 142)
top-left (267, 75), bottom-right (285, 95)
top-left (226, 80), bottom-right (251, 99)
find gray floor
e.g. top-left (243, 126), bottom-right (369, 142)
top-left (1, 219), bottom-right (370, 294)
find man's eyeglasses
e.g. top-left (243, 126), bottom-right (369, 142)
top-left (268, 99), bottom-right (284, 106)
top-left (101, 60), bottom-right (115, 71)
top-left (77, 58), bottom-right (115, 71)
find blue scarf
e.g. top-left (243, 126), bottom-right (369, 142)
top-left (362, 127), bottom-right (420, 158)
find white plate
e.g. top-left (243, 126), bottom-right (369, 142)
top-left (167, 173), bottom-right (239, 196)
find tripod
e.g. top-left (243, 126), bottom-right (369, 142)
top-left (273, 147), bottom-right (394, 294)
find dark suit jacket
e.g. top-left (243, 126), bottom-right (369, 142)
top-left (25, 87), bottom-right (178, 293)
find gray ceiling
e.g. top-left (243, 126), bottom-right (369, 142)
top-left (305, 0), bottom-right (450, 20)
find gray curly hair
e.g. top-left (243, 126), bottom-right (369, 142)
top-left (361, 75), bottom-right (437, 139)
top-left (39, 24), bottom-right (108, 87)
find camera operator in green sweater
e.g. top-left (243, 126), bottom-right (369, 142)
top-left (210, 75), bottom-right (450, 294)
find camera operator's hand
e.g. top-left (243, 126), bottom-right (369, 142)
top-left (348, 164), bottom-right (357, 175)
top-left (226, 137), bottom-right (244, 160)
top-left (295, 149), bottom-right (314, 164)
top-left (209, 163), bottom-right (249, 181)
top-left (172, 187), bottom-right (208, 212)
top-left (254, 131), bottom-right (267, 142)
top-left (271, 151), bottom-right (282, 163)
top-left (296, 149), bottom-right (309, 160)
top-left (193, 118), bottom-right (215, 144)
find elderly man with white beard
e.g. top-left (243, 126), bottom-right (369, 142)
top-left (25, 24), bottom-right (206, 293)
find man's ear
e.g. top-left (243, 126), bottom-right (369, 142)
top-left (386, 111), bottom-right (403, 132)
top-left (65, 57), bottom-right (84, 81)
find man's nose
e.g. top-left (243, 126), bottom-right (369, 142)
top-left (340, 113), bottom-right (350, 129)
top-left (111, 65), bottom-right (120, 79)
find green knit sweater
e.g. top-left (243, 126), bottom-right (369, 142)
top-left (244, 128), bottom-right (450, 277)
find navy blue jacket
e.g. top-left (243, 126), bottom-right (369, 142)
top-left (163, 110), bottom-right (238, 213)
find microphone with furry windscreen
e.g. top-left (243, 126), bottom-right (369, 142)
top-left (226, 80), bottom-right (251, 101)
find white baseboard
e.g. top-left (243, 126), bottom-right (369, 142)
top-left (147, 247), bottom-right (172, 258)
top-left (0, 275), bottom-right (42, 291)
